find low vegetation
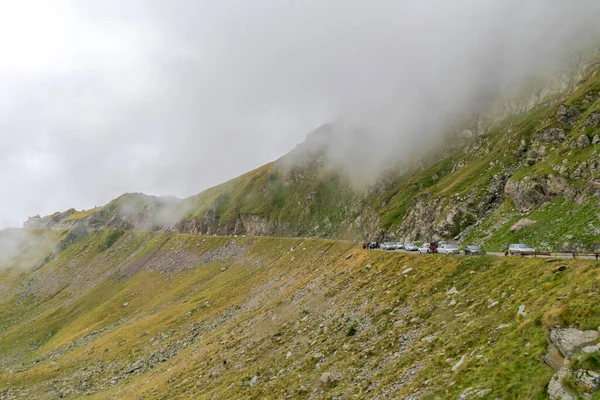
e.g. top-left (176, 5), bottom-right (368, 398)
top-left (0, 229), bottom-right (598, 399)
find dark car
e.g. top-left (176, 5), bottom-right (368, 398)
top-left (464, 245), bottom-right (485, 255)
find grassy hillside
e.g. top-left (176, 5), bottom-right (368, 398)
top-left (1, 228), bottom-right (599, 399)
top-left (25, 46), bottom-right (600, 252)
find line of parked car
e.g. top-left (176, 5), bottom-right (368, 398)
top-left (367, 241), bottom-right (537, 256)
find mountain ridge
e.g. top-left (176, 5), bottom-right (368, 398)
top-left (23, 45), bottom-right (600, 252)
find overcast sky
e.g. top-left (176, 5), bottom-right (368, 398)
top-left (1, 1), bottom-right (600, 227)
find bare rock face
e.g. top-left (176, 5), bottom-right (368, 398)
top-left (505, 176), bottom-right (571, 211)
top-left (504, 178), bottom-right (548, 210)
top-left (510, 218), bottom-right (535, 232)
top-left (234, 214), bottom-right (273, 237)
top-left (536, 127), bottom-right (566, 143)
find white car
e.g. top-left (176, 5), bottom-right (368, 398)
top-left (394, 242), bottom-right (404, 250)
top-left (418, 244), bottom-right (430, 254)
top-left (438, 244), bottom-right (459, 254)
top-left (404, 243), bottom-right (418, 251)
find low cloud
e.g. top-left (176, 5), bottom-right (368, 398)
top-left (1, 0), bottom-right (600, 226)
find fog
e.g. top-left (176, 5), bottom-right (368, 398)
top-left (1, 0), bottom-right (600, 227)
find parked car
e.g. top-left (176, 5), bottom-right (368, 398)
top-left (438, 244), bottom-right (459, 254)
top-left (393, 242), bottom-right (404, 250)
top-left (508, 243), bottom-right (535, 255)
top-left (418, 244), bottom-right (430, 254)
top-left (404, 243), bottom-right (418, 251)
top-left (464, 245), bottom-right (486, 255)
top-left (381, 242), bottom-right (395, 250)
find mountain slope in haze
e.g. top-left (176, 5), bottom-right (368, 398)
top-left (26, 46), bottom-right (600, 252)
top-left (0, 228), bottom-right (599, 399)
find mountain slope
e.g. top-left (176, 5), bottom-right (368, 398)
top-left (0, 228), bottom-right (599, 399)
top-left (25, 46), bottom-right (600, 252)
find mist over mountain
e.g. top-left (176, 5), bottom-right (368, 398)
top-left (3, 1), bottom-right (600, 227)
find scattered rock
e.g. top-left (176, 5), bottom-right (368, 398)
top-left (517, 305), bottom-right (527, 318)
top-left (345, 254), bottom-right (353, 260)
top-left (487, 299), bottom-right (499, 308)
top-left (319, 372), bottom-right (341, 387)
top-left (249, 376), bottom-right (258, 387)
top-left (402, 267), bottom-right (413, 275)
top-left (451, 355), bottom-right (467, 372)
top-left (493, 323), bottom-right (510, 332)
top-left (593, 134), bottom-right (600, 145)
top-left (447, 287), bottom-right (459, 295)
top-left (122, 303), bottom-right (129, 307)
top-left (584, 112), bottom-right (600, 128)
top-left (313, 353), bottom-right (325, 360)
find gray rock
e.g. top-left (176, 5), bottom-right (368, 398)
top-left (313, 352), bottom-right (325, 360)
top-left (582, 345), bottom-right (599, 354)
top-left (593, 135), bottom-right (600, 145)
top-left (576, 134), bottom-right (591, 149)
top-left (550, 328), bottom-right (599, 358)
top-left (584, 112), bottom-right (600, 127)
top-left (574, 369), bottom-right (600, 391)
top-left (556, 105), bottom-right (581, 128)
top-left (451, 355), bottom-right (467, 372)
top-left (447, 287), bottom-right (459, 295)
top-left (319, 372), bottom-right (341, 387)
top-left (510, 218), bottom-right (535, 233)
top-left (548, 368), bottom-right (575, 400)
top-left (536, 127), bottom-right (566, 143)
top-left (249, 376), bottom-right (258, 387)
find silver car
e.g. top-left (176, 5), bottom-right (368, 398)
top-left (404, 243), bottom-right (418, 251)
top-left (438, 244), bottom-right (459, 254)
top-left (508, 243), bottom-right (535, 255)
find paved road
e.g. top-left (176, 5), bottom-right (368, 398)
top-left (377, 249), bottom-right (600, 260)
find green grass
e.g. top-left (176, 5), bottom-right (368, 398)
top-left (0, 229), bottom-right (599, 399)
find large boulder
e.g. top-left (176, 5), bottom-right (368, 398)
top-left (575, 134), bottom-right (591, 149)
top-left (556, 105), bottom-right (581, 128)
top-left (510, 218), bottom-right (535, 232)
top-left (550, 328), bottom-right (599, 358)
top-left (536, 127), bottom-right (566, 143)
